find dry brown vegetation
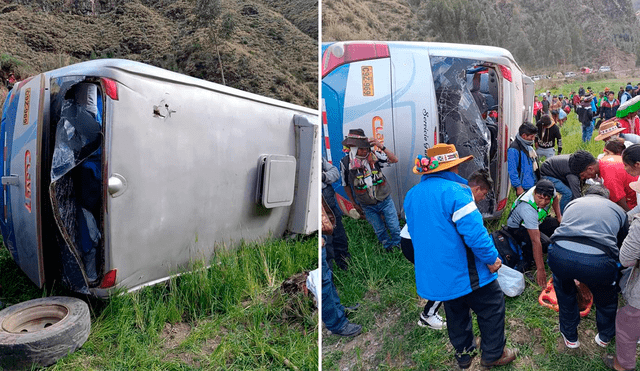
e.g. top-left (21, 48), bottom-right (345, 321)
top-left (0, 0), bottom-right (317, 108)
top-left (322, 0), bottom-right (425, 42)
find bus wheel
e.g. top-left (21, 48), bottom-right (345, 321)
top-left (0, 296), bottom-right (91, 369)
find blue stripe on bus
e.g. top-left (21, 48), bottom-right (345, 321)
top-left (0, 88), bottom-right (20, 260)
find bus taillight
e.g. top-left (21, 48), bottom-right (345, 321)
top-left (322, 42), bottom-right (390, 78)
top-left (101, 78), bottom-right (118, 100)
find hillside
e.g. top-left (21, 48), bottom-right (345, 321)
top-left (0, 0), bottom-right (318, 108)
top-left (323, 0), bottom-right (640, 73)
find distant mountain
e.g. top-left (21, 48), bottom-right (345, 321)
top-left (323, 0), bottom-right (640, 71)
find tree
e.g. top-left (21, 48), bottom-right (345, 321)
top-left (195, 0), bottom-right (226, 85)
top-left (476, 11), bottom-right (492, 45)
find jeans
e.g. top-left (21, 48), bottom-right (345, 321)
top-left (536, 147), bottom-right (555, 159)
top-left (362, 196), bottom-right (401, 250)
top-left (582, 122), bottom-right (594, 142)
top-left (544, 176), bottom-right (573, 212)
top-left (548, 243), bottom-right (619, 343)
top-left (321, 247), bottom-right (347, 332)
top-left (444, 279), bottom-right (506, 366)
top-left (322, 186), bottom-right (350, 266)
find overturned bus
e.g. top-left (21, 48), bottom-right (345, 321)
top-left (1, 59), bottom-right (318, 298)
top-left (321, 41), bottom-right (534, 218)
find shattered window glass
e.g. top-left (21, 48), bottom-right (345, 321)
top-left (49, 79), bottom-right (103, 291)
top-left (430, 57), bottom-right (497, 214)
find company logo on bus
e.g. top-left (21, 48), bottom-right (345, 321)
top-left (372, 116), bottom-right (384, 148)
top-left (23, 88), bottom-right (31, 126)
top-left (24, 150), bottom-right (31, 213)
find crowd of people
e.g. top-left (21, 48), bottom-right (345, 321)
top-left (533, 84), bottom-right (640, 146)
top-left (322, 109), bottom-right (640, 369)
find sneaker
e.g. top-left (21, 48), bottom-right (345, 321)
top-left (561, 332), bottom-right (580, 348)
top-left (332, 322), bottom-right (362, 337)
top-left (595, 333), bottom-right (610, 347)
top-left (480, 347), bottom-right (518, 368)
top-left (418, 312), bottom-right (446, 330)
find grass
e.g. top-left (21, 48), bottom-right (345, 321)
top-left (0, 234), bottom-right (318, 370)
top-left (322, 78), bottom-right (639, 370)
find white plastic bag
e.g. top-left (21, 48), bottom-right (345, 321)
top-left (306, 267), bottom-right (321, 304)
top-left (497, 265), bottom-right (525, 297)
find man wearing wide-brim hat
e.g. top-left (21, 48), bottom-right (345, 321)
top-left (577, 95), bottom-right (595, 142)
top-left (404, 143), bottom-right (517, 369)
top-left (340, 128), bottom-right (401, 252)
top-left (594, 120), bottom-right (626, 142)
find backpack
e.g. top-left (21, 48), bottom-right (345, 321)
top-left (491, 227), bottom-right (525, 272)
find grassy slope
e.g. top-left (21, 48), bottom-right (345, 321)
top-left (0, 234), bottom-right (318, 370)
top-left (322, 78), bottom-right (640, 370)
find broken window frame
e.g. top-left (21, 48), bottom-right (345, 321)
top-left (48, 76), bottom-right (106, 293)
top-left (430, 57), bottom-right (501, 215)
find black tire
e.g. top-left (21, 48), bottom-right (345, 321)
top-left (0, 296), bottom-right (91, 370)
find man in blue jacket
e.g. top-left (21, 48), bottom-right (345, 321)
top-left (508, 122), bottom-right (539, 196)
top-left (404, 143), bottom-right (517, 369)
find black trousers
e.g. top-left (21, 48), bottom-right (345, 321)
top-left (322, 186), bottom-right (350, 266)
top-left (444, 279), bottom-right (506, 365)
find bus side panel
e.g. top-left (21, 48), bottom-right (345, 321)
top-left (324, 58), bottom-right (394, 199)
top-left (388, 46), bottom-right (438, 215)
top-left (106, 75), bottom-right (304, 291)
top-left (0, 89), bottom-right (20, 260)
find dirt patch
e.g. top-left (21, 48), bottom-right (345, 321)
top-left (322, 305), bottom-right (407, 370)
top-left (160, 322), bottom-right (192, 351)
top-left (323, 289), bottom-right (612, 370)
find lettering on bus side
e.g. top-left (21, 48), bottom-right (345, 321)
top-left (422, 109), bottom-right (430, 151)
top-left (361, 66), bottom-right (374, 96)
top-left (372, 116), bottom-right (384, 149)
top-left (24, 150), bottom-right (31, 213)
top-left (23, 88), bottom-right (31, 126)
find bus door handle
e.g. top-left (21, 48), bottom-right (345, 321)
top-left (1, 175), bottom-right (19, 186)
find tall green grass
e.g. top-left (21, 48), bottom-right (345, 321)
top-left (0, 235), bottom-right (318, 370)
top-left (322, 79), bottom-right (638, 370)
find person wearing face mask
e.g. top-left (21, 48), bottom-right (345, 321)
top-left (508, 122), bottom-right (539, 196)
top-left (340, 128), bottom-right (401, 252)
